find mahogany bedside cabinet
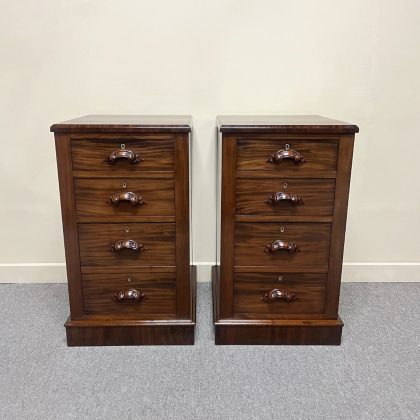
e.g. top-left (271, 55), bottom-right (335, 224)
top-left (213, 115), bottom-right (358, 345)
top-left (51, 115), bottom-right (195, 346)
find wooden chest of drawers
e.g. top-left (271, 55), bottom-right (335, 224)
top-left (213, 115), bottom-right (358, 345)
top-left (51, 115), bottom-right (195, 346)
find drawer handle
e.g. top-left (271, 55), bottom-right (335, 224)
top-left (261, 288), bottom-right (296, 303)
top-left (265, 240), bottom-right (298, 254)
top-left (110, 191), bottom-right (144, 206)
top-left (105, 149), bottom-right (142, 164)
top-left (267, 192), bottom-right (303, 206)
top-left (267, 149), bottom-right (306, 164)
top-left (111, 239), bottom-right (146, 252)
top-left (115, 289), bottom-right (145, 302)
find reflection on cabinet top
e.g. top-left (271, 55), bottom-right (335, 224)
top-left (217, 115), bottom-right (359, 134)
top-left (51, 115), bottom-right (192, 133)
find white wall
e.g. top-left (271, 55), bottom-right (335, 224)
top-left (1, 0), bottom-right (420, 282)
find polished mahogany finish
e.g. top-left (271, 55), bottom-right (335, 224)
top-left (266, 191), bottom-right (303, 206)
top-left (52, 115), bottom-right (195, 346)
top-left (236, 178), bottom-right (335, 217)
top-left (111, 239), bottom-right (145, 253)
top-left (236, 138), bottom-right (339, 175)
top-left (72, 137), bottom-right (174, 172)
top-left (74, 178), bottom-right (174, 219)
top-left (105, 148), bottom-right (142, 164)
top-left (78, 223), bottom-right (175, 268)
top-left (267, 148), bottom-right (306, 164)
top-left (235, 222), bottom-right (331, 267)
top-left (115, 289), bottom-right (145, 303)
top-left (234, 271), bottom-right (327, 317)
top-left (261, 288), bottom-right (296, 303)
top-left (214, 115), bottom-right (358, 345)
top-left (82, 272), bottom-right (176, 315)
top-left (51, 115), bottom-right (192, 133)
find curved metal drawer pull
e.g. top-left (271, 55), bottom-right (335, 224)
top-left (265, 240), bottom-right (298, 254)
top-left (111, 239), bottom-right (146, 252)
top-left (267, 149), bottom-right (306, 164)
top-left (115, 289), bottom-right (145, 302)
top-left (105, 149), bottom-right (142, 164)
top-left (109, 191), bottom-right (144, 206)
top-left (261, 288), bottom-right (296, 303)
top-left (267, 192), bottom-right (303, 206)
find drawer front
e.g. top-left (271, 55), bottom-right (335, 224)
top-left (71, 138), bottom-right (174, 172)
top-left (82, 272), bottom-right (176, 315)
top-left (79, 223), bottom-right (175, 268)
top-left (74, 178), bottom-right (174, 218)
top-left (236, 178), bottom-right (335, 216)
top-left (235, 222), bottom-right (331, 267)
top-left (236, 139), bottom-right (338, 174)
top-left (234, 272), bottom-right (327, 316)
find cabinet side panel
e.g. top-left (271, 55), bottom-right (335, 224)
top-left (325, 134), bottom-right (355, 317)
top-left (216, 127), bottom-right (222, 265)
top-left (175, 133), bottom-right (191, 318)
top-left (54, 134), bottom-right (84, 318)
top-left (219, 134), bottom-right (237, 318)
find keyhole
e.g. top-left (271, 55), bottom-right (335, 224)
top-left (285, 143), bottom-right (290, 150)
top-left (125, 226), bottom-right (130, 233)
top-left (121, 144), bottom-right (126, 150)
top-left (127, 277), bottom-right (132, 283)
top-left (122, 182), bottom-right (127, 189)
top-left (278, 275), bottom-right (283, 282)
top-left (280, 226), bottom-right (285, 233)
top-left (283, 182), bottom-right (288, 189)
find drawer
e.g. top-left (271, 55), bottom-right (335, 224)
top-left (78, 223), bottom-right (175, 268)
top-left (82, 272), bottom-right (176, 315)
top-left (236, 178), bottom-right (335, 216)
top-left (235, 222), bottom-right (331, 267)
top-left (234, 272), bottom-right (327, 316)
top-left (71, 138), bottom-right (174, 172)
top-left (74, 178), bottom-right (174, 218)
top-left (236, 139), bottom-right (338, 175)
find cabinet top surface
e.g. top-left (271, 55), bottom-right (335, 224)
top-left (217, 115), bottom-right (359, 134)
top-left (51, 115), bottom-right (192, 133)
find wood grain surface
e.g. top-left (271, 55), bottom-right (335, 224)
top-left (78, 223), bottom-right (175, 268)
top-left (233, 272), bottom-right (327, 317)
top-left (74, 178), bottom-right (174, 218)
top-left (51, 114), bottom-right (192, 133)
top-left (236, 178), bottom-right (335, 216)
top-left (234, 222), bottom-right (331, 267)
top-left (236, 138), bottom-right (338, 174)
top-left (71, 138), bottom-right (174, 172)
top-left (82, 272), bottom-right (176, 315)
top-left (212, 266), bottom-right (342, 345)
top-left (217, 115), bottom-right (358, 134)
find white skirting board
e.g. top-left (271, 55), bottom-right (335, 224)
top-left (0, 262), bottom-right (419, 283)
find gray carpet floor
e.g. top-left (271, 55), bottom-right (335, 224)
top-left (0, 283), bottom-right (419, 420)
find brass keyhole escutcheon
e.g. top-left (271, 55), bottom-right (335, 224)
top-left (121, 143), bottom-right (126, 150)
top-left (278, 275), bottom-right (283, 282)
top-left (124, 226), bottom-right (130, 233)
top-left (127, 277), bottom-right (132, 283)
top-left (122, 182), bottom-right (127, 189)
top-left (280, 226), bottom-right (285, 233)
top-left (285, 143), bottom-right (290, 150)
top-left (283, 182), bottom-right (288, 189)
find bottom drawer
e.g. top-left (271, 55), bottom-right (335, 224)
top-left (82, 272), bottom-right (176, 315)
top-left (233, 272), bottom-right (326, 317)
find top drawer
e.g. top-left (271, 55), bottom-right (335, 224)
top-left (71, 138), bottom-right (174, 172)
top-left (236, 139), bottom-right (338, 175)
